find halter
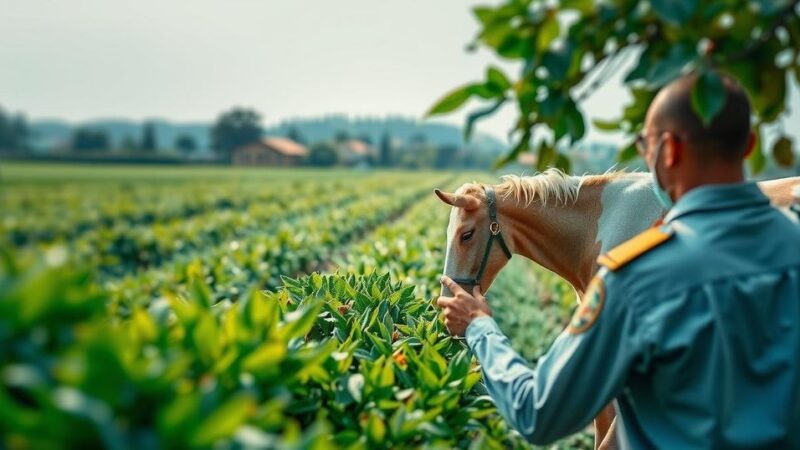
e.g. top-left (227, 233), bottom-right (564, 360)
top-left (448, 185), bottom-right (513, 288)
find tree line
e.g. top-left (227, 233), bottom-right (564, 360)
top-left (0, 105), bottom-right (492, 169)
top-left (0, 106), bottom-right (29, 152)
top-left (65, 122), bottom-right (198, 155)
top-left (211, 107), bottom-right (491, 169)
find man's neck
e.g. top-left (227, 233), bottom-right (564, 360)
top-left (673, 164), bottom-right (746, 201)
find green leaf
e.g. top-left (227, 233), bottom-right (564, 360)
top-left (468, 83), bottom-right (498, 99)
top-left (536, 141), bottom-right (556, 172)
top-left (464, 99), bottom-right (505, 141)
top-left (752, 66), bottom-right (787, 122)
top-left (564, 101), bottom-right (586, 143)
top-left (493, 129), bottom-right (530, 168)
top-left (473, 6), bottom-right (495, 26)
top-left (645, 42), bottom-right (696, 88)
top-left (426, 84), bottom-right (475, 116)
top-left (690, 70), bottom-right (727, 126)
top-left (379, 358), bottom-right (395, 388)
top-left (367, 411), bottom-right (387, 444)
top-left (650, 0), bottom-right (698, 25)
top-left (617, 140), bottom-right (639, 163)
top-left (772, 136), bottom-right (795, 167)
top-left (625, 46), bottom-right (656, 83)
top-left (242, 342), bottom-right (287, 374)
top-left (193, 314), bottom-right (220, 364)
top-left (446, 349), bottom-right (471, 382)
top-left (190, 394), bottom-right (255, 447)
top-left (421, 344), bottom-right (448, 378)
top-left (280, 301), bottom-right (323, 341)
top-left (487, 66), bottom-right (511, 91)
top-left (542, 44), bottom-right (574, 80)
top-left (158, 393), bottom-right (201, 440)
top-left (189, 275), bottom-right (213, 308)
top-left (748, 127), bottom-right (767, 175)
top-left (592, 119), bottom-right (622, 131)
top-left (536, 15), bottom-right (560, 52)
top-left (555, 153), bottom-right (572, 174)
top-left (367, 331), bottom-right (392, 356)
top-left (562, 0), bottom-right (594, 13)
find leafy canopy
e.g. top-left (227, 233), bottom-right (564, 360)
top-left (428, 0), bottom-right (800, 173)
top-left (211, 107), bottom-right (264, 160)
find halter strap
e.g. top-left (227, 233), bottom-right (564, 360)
top-left (449, 185), bottom-right (513, 288)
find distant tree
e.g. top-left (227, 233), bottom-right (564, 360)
top-left (379, 131), bottom-right (392, 167)
top-left (140, 122), bottom-right (158, 152)
top-left (397, 143), bottom-right (437, 169)
top-left (357, 133), bottom-right (373, 145)
top-left (0, 106), bottom-right (29, 152)
top-left (211, 107), bottom-right (263, 161)
top-left (70, 128), bottom-right (110, 152)
top-left (175, 134), bottom-right (197, 155)
top-left (409, 133), bottom-right (427, 151)
top-left (435, 144), bottom-right (460, 169)
top-left (287, 126), bottom-right (307, 145)
top-left (119, 135), bottom-right (138, 151)
top-left (308, 142), bottom-right (338, 167)
top-left (334, 130), bottom-right (350, 144)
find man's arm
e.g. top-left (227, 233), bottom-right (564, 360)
top-left (442, 273), bottom-right (648, 445)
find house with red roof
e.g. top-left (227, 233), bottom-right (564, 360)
top-left (232, 137), bottom-right (308, 166)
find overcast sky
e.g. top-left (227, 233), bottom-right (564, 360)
top-left (1, 0), bottom-right (797, 144)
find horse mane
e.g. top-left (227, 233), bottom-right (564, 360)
top-left (496, 168), bottom-right (584, 207)
top-left (454, 168), bottom-right (629, 207)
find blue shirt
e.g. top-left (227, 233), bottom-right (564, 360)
top-left (466, 182), bottom-right (800, 448)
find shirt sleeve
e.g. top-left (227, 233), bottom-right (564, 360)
top-left (465, 273), bottom-right (647, 445)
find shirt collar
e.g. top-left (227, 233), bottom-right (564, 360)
top-left (663, 181), bottom-right (770, 224)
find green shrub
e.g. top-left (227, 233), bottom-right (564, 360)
top-left (1, 250), bottom-right (531, 449)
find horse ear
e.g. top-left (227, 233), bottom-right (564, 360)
top-left (434, 189), bottom-right (454, 205)
top-left (434, 189), bottom-right (479, 210)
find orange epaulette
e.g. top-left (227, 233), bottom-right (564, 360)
top-left (597, 226), bottom-right (673, 271)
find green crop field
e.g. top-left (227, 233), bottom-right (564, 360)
top-left (0, 163), bottom-right (591, 449)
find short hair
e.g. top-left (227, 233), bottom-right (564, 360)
top-left (652, 72), bottom-right (751, 159)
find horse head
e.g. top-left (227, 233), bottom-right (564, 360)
top-left (434, 183), bottom-right (514, 297)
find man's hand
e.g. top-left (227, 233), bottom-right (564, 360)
top-left (436, 275), bottom-right (493, 337)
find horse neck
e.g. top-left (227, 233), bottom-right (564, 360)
top-left (497, 173), bottom-right (661, 294)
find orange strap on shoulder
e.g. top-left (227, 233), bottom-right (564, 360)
top-left (597, 227), bottom-right (673, 271)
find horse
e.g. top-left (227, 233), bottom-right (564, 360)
top-left (435, 169), bottom-right (800, 450)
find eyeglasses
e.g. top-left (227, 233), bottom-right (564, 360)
top-left (635, 130), bottom-right (682, 156)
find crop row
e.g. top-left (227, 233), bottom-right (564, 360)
top-left (107, 178), bottom-right (452, 313)
top-left (1, 172), bottom-right (421, 251)
top-left (74, 177), bottom-right (426, 278)
top-left (1, 182), bottom-right (274, 247)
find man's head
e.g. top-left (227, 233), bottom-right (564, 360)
top-left (639, 72), bottom-right (755, 204)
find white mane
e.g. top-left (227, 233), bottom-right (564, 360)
top-left (497, 168), bottom-right (583, 207)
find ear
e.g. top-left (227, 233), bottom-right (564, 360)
top-left (663, 132), bottom-right (682, 168)
top-left (434, 189), bottom-right (480, 209)
top-left (743, 131), bottom-right (756, 158)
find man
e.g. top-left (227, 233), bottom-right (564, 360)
top-left (437, 73), bottom-right (800, 449)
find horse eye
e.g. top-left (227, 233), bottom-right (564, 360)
top-left (461, 230), bottom-right (475, 242)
